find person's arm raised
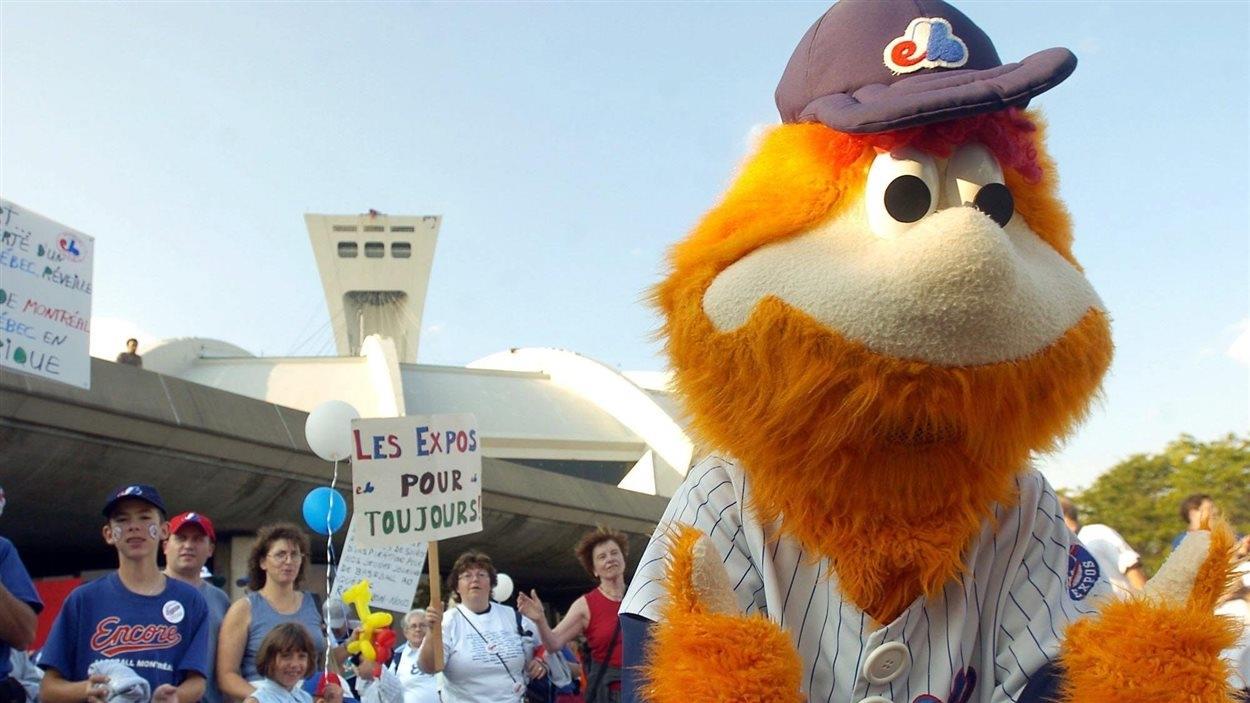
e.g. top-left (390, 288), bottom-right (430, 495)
top-left (416, 600), bottom-right (444, 674)
top-left (516, 590), bottom-right (590, 653)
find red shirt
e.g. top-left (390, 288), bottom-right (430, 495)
top-left (584, 586), bottom-right (623, 669)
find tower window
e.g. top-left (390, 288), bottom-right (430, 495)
top-left (337, 242), bottom-right (358, 258)
top-left (332, 225), bottom-right (357, 232)
top-left (391, 226), bottom-right (415, 233)
top-left (364, 225), bottom-right (384, 232)
top-left (364, 242), bottom-right (385, 258)
top-left (392, 242), bottom-right (412, 258)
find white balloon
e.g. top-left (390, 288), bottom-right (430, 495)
top-left (304, 400), bottom-right (360, 462)
top-left (493, 573), bottom-right (514, 602)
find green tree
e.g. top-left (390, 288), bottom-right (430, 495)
top-left (1073, 432), bottom-right (1250, 574)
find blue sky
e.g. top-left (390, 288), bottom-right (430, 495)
top-left (3, 1), bottom-right (1246, 489)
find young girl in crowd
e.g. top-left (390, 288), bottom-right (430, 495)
top-left (245, 624), bottom-right (318, 703)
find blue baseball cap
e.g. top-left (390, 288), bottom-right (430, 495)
top-left (775, 0), bottom-right (1076, 134)
top-left (102, 484), bottom-right (167, 518)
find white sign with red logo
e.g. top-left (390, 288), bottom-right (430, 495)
top-left (0, 199), bottom-right (94, 389)
top-left (350, 414), bottom-right (483, 548)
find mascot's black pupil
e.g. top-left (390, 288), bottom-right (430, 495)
top-left (973, 182), bottom-right (1013, 227)
top-left (883, 175), bottom-right (932, 223)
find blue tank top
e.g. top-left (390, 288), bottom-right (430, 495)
top-left (240, 591), bottom-right (326, 682)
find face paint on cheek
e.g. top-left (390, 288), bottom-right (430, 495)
top-left (111, 526), bottom-right (123, 541)
top-left (149, 524), bottom-right (159, 539)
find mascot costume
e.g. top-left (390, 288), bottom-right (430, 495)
top-left (617, 1), bottom-right (1243, 702)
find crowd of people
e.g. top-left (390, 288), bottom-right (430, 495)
top-left (0, 481), bottom-right (1245, 702)
top-left (0, 484), bottom-right (629, 703)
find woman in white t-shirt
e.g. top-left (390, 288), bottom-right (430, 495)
top-left (417, 551), bottom-right (547, 703)
top-left (390, 609), bottom-right (440, 703)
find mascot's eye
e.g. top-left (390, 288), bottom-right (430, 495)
top-left (866, 147), bottom-right (939, 237)
top-left (945, 143), bottom-right (1013, 227)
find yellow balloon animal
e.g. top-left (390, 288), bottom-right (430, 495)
top-left (341, 579), bottom-right (394, 663)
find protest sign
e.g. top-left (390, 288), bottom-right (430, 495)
top-left (350, 413), bottom-right (482, 548)
top-left (0, 199), bottom-right (94, 389)
top-left (330, 515), bottom-right (427, 614)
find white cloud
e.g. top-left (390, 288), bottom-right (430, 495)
top-left (89, 316), bottom-right (158, 360)
top-left (1227, 318), bottom-right (1250, 366)
top-left (424, 323), bottom-right (444, 335)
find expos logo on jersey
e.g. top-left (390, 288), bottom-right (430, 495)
top-left (1067, 544), bottom-right (1100, 600)
top-left (91, 616), bottom-right (182, 657)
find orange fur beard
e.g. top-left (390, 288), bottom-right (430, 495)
top-left (656, 119), bottom-right (1113, 624)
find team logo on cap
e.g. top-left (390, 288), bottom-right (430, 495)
top-left (884, 17), bottom-right (969, 74)
top-left (119, 486), bottom-right (142, 497)
top-left (1067, 544), bottom-right (1100, 601)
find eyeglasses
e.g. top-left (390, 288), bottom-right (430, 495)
top-left (458, 570), bottom-right (490, 582)
top-left (268, 550), bottom-right (303, 563)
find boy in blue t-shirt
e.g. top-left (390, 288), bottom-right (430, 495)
top-left (1, 482), bottom-right (44, 703)
top-left (39, 485), bottom-right (209, 703)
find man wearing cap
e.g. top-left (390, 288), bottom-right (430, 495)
top-left (163, 512), bottom-right (231, 703)
top-left (0, 485), bottom-right (43, 703)
top-left (39, 485), bottom-right (210, 703)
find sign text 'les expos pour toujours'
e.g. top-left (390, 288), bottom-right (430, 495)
top-left (350, 414), bottom-right (482, 548)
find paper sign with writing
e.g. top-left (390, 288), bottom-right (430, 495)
top-left (330, 515), bottom-right (428, 613)
top-left (0, 199), bottom-right (94, 389)
top-left (351, 414), bottom-right (483, 547)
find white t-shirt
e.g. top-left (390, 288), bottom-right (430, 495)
top-left (1077, 523), bottom-right (1141, 596)
top-left (439, 603), bottom-right (539, 703)
top-left (1216, 598), bottom-right (1250, 691)
top-left (393, 643), bottom-right (440, 703)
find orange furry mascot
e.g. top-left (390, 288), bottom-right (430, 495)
top-left (616, 1), bottom-right (1243, 702)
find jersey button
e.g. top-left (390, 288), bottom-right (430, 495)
top-left (857, 697), bottom-right (893, 703)
top-left (861, 641), bottom-right (910, 684)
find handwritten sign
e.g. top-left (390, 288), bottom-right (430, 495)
top-left (351, 414), bottom-right (482, 547)
top-left (330, 515), bottom-right (428, 613)
top-left (0, 199), bottom-right (94, 389)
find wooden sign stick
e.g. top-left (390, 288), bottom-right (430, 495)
top-left (427, 540), bottom-right (444, 671)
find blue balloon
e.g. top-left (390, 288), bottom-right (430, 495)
top-left (302, 487), bottom-right (347, 535)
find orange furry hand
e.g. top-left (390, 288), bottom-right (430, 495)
top-left (1060, 521), bottom-right (1243, 703)
top-left (642, 525), bottom-right (803, 703)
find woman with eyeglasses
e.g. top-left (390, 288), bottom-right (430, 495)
top-left (388, 609), bottom-right (439, 703)
top-left (418, 550), bottom-right (546, 703)
top-left (218, 523), bottom-right (330, 702)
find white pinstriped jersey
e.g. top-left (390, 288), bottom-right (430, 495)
top-left (620, 456), bottom-right (1111, 703)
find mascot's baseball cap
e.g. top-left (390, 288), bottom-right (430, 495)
top-left (775, 0), bottom-right (1076, 134)
top-left (102, 484), bottom-right (167, 518)
top-left (169, 511), bottom-right (216, 542)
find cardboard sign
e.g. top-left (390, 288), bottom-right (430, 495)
top-left (350, 414), bottom-right (482, 547)
top-left (0, 199), bottom-right (94, 388)
top-left (330, 515), bottom-right (428, 614)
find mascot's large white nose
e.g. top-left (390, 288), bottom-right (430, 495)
top-left (701, 201), bottom-right (1104, 366)
top-left (891, 206), bottom-right (1021, 305)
